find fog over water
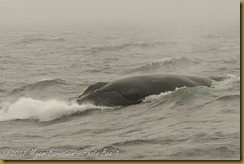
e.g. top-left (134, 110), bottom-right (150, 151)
top-left (0, 0), bottom-right (239, 24)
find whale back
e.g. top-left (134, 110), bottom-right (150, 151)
top-left (100, 74), bottom-right (212, 101)
top-left (77, 74), bottom-right (212, 106)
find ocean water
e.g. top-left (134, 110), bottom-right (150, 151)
top-left (0, 21), bottom-right (240, 160)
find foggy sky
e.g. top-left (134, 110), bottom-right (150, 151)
top-left (0, 0), bottom-right (239, 24)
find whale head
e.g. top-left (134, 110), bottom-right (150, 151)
top-left (76, 82), bottom-right (141, 107)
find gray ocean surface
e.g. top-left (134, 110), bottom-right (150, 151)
top-left (0, 21), bottom-right (240, 160)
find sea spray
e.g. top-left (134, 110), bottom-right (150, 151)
top-left (0, 97), bottom-right (111, 122)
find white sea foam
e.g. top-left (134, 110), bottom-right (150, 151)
top-left (211, 74), bottom-right (240, 89)
top-left (142, 91), bottom-right (173, 102)
top-left (142, 86), bottom-right (188, 103)
top-left (0, 97), bottom-right (110, 122)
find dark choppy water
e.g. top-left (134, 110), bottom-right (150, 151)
top-left (0, 21), bottom-right (240, 160)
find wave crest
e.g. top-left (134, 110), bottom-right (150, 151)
top-left (11, 79), bottom-right (67, 93)
top-left (129, 57), bottom-right (198, 73)
top-left (0, 97), bottom-right (111, 122)
top-left (87, 42), bottom-right (174, 53)
top-left (14, 36), bottom-right (66, 45)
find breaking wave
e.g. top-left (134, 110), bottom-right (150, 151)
top-left (0, 97), bottom-right (111, 122)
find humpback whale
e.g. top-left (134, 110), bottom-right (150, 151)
top-left (76, 74), bottom-right (212, 107)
